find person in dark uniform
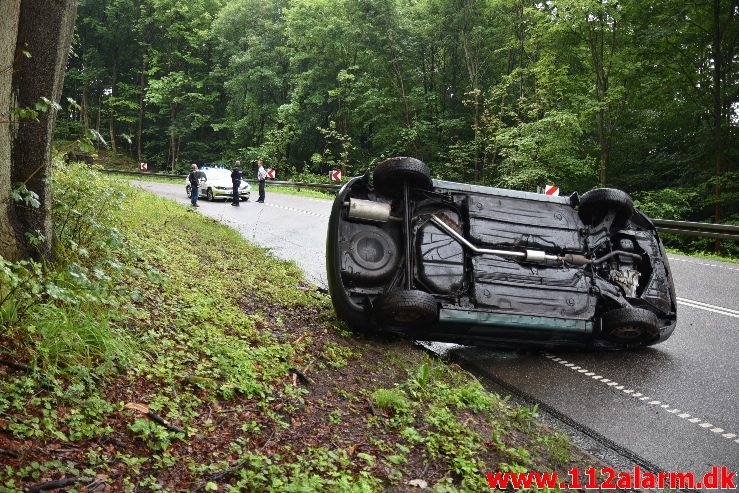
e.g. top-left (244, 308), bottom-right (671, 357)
top-left (231, 160), bottom-right (242, 206)
top-left (188, 164), bottom-right (200, 207)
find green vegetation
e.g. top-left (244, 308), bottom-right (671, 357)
top-left (0, 163), bottom-right (598, 491)
top-left (53, 0), bottom-right (737, 259)
top-left (666, 248), bottom-right (739, 266)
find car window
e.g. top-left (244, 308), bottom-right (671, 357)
top-left (197, 171), bottom-right (206, 180)
top-left (206, 169), bottom-right (232, 180)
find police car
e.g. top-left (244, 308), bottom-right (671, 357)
top-left (185, 166), bottom-right (251, 202)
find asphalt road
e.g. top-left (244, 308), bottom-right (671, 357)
top-left (137, 180), bottom-right (739, 482)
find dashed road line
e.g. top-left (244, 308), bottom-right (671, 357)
top-left (259, 202), bottom-right (330, 219)
top-left (543, 353), bottom-right (738, 445)
top-left (676, 297), bottom-right (739, 319)
top-left (668, 255), bottom-right (739, 272)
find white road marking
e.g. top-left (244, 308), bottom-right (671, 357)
top-left (544, 353), bottom-right (738, 444)
top-left (668, 255), bottom-right (739, 272)
top-left (677, 297), bottom-right (739, 319)
top-left (260, 202), bottom-right (331, 219)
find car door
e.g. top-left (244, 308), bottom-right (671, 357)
top-left (198, 171), bottom-right (207, 197)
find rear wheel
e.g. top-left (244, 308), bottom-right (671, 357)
top-left (186, 185), bottom-right (192, 198)
top-left (599, 307), bottom-right (659, 344)
top-left (206, 188), bottom-right (215, 201)
top-left (579, 188), bottom-right (633, 226)
top-left (374, 289), bottom-right (438, 327)
top-left (373, 157), bottom-right (433, 197)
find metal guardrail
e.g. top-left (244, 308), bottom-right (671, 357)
top-left (104, 169), bottom-right (738, 240)
top-left (651, 219), bottom-right (739, 241)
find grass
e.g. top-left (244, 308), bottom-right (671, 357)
top-left (0, 163), bottom-right (608, 491)
top-left (666, 247), bottom-right (739, 264)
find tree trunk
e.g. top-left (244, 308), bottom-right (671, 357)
top-left (5, 0), bottom-right (77, 261)
top-left (0, 0), bottom-right (22, 259)
top-left (711, 0), bottom-right (723, 250)
top-left (108, 59), bottom-right (118, 154)
top-left (81, 86), bottom-right (89, 135)
top-left (136, 55), bottom-right (146, 162)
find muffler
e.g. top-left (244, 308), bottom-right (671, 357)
top-left (346, 198), bottom-right (392, 223)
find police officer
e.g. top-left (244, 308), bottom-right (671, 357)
top-left (231, 160), bottom-right (242, 206)
top-left (256, 160), bottom-right (267, 203)
top-left (188, 164), bottom-right (200, 207)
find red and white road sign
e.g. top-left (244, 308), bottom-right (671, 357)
top-left (139, 162), bottom-right (148, 171)
top-left (544, 185), bottom-right (559, 196)
top-left (330, 170), bottom-right (341, 182)
top-left (266, 168), bottom-right (276, 179)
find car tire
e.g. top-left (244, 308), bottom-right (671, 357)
top-left (206, 188), bottom-right (214, 201)
top-left (373, 157), bottom-right (433, 196)
top-left (186, 185), bottom-right (192, 198)
top-left (599, 307), bottom-right (659, 344)
top-left (578, 188), bottom-right (634, 226)
top-left (374, 289), bottom-right (438, 327)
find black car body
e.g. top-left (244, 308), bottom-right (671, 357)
top-left (326, 157), bottom-right (677, 349)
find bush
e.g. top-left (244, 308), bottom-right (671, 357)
top-left (1, 160), bottom-right (136, 375)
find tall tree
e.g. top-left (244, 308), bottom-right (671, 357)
top-left (0, 0), bottom-right (77, 260)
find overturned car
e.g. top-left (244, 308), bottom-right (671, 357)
top-left (326, 157), bottom-right (677, 349)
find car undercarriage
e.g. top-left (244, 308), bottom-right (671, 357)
top-left (326, 157), bottom-right (677, 349)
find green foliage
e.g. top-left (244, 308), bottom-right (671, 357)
top-left (633, 188), bottom-right (699, 220)
top-left (1, 167), bottom-right (584, 488)
top-left (371, 388), bottom-right (410, 414)
top-left (55, 0), bottom-right (739, 247)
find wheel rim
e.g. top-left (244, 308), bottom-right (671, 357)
top-left (207, 189), bottom-right (213, 201)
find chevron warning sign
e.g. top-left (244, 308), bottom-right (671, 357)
top-left (544, 185), bottom-right (559, 196)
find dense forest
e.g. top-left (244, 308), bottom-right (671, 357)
top-left (55, 0), bottom-right (738, 224)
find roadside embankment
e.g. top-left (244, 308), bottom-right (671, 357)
top-left (1, 163), bottom-right (602, 491)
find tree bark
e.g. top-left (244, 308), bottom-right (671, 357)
top-left (7, 0), bottom-right (77, 260)
top-left (712, 0), bottom-right (723, 221)
top-left (0, 0), bottom-right (22, 259)
top-left (711, 0), bottom-right (724, 250)
top-left (81, 86), bottom-right (89, 135)
top-left (136, 55), bottom-right (146, 162)
top-left (108, 59), bottom-right (118, 154)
